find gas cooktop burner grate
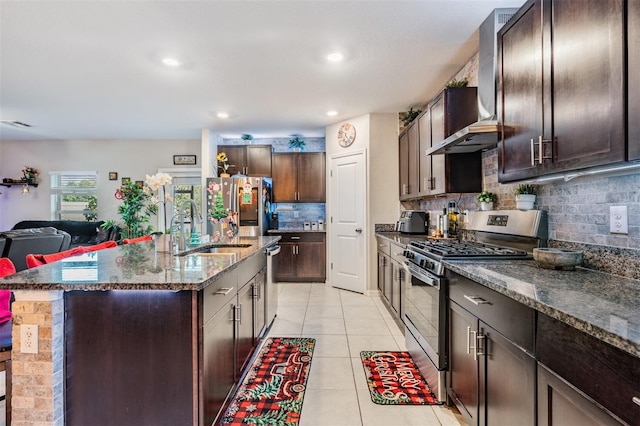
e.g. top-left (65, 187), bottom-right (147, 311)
top-left (408, 240), bottom-right (529, 259)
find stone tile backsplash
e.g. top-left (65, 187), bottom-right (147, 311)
top-left (273, 203), bottom-right (326, 230)
top-left (404, 147), bottom-right (640, 279)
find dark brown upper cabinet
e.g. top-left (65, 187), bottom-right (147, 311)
top-left (272, 152), bottom-right (325, 203)
top-left (498, 0), bottom-right (625, 182)
top-left (399, 122), bottom-right (420, 200)
top-left (429, 87), bottom-right (482, 195)
top-left (217, 145), bottom-right (272, 177)
top-left (399, 87), bottom-right (481, 200)
top-left (629, 0), bottom-right (640, 161)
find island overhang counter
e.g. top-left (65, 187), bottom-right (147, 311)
top-left (0, 235), bottom-right (280, 426)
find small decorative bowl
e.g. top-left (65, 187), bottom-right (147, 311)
top-left (533, 248), bottom-right (583, 270)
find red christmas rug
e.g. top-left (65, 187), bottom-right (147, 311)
top-left (218, 337), bottom-right (315, 425)
top-left (360, 351), bottom-right (440, 405)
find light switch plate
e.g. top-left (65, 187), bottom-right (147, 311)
top-left (609, 205), bottom-right (628, 234)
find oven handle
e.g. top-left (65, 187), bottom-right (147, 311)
top-left (403, 261), bottom-right (441, 288)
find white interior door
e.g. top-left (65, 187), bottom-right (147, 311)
top-left (330, 150), bottom-right (366, 293)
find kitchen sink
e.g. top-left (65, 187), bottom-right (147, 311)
top-left (177, 243), bottom-right (252, 256)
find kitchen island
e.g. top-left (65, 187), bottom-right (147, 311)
top-left (0, 235), bottom-right (280, 426)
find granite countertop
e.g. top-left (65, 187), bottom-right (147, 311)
top-left (375, 231), bottom-right (640, 358)
top-left (0, 235), bottom-right (281, 291)
top-left (375, 231), bottom-right (431, 246)
top-left (445, 260), bottom-right (640, 358)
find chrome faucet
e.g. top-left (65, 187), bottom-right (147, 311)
top-left (174, 199), bottom-right (203, 253)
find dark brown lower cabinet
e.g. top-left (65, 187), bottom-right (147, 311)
top-left (65, 255), bottom-right (269, 426)
top-left (447, 271), bottom-right (536, 426)
top-left (537, 364), bottom-right (622, 426)
top-left (273, 232), bottom-right (326, 282)
top-left (537, 313), bottom-right (638, 426)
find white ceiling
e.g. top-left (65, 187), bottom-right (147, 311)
top-left (0, 0), bottom-right (524, 141)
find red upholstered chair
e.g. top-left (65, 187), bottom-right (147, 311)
top-left (83, 240), bottom-right (117, 253)
top-left (26, 246), bottom-right (86, 269)
top-left (25, 254), bottom-right (46, 269)
top-left (0, 258), bottom-right (16, 323)
top-left (122, 235), bottom-right (152, 244)
top-left (0, 258), bottom-right (14, 425)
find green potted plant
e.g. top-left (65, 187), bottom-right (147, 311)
top-left (445, 78), bottom-right (469, 88)
top-left (477, 191), bottom-right (497, 211)
top-left (401, 107), bottom-right (422, 126)
top-left (514, 184), bottom-right (538, 210)
top-left (288, 136), bottom-right (306, 151)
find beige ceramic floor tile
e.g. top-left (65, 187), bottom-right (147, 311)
top-left (356, 387), bottom-right (445, 426)
top-left (267, 317), bottom-right (303, 336)
top-left (351, 356), bottom-right (369, 390)
top-left (347, 334), bottom-right (401, 358)
top-left (305, 304), bottom-right (344, 319)
top-left (344, 317), bottom-right (391, 336)
top-left (307, 357), bottom-right (356, 390)
top-left (302, 318), bottom-right (346, 335)
top-left (343, 305), bottom-right (384, 320)
top-left (306, 334), bottom-right (350, 358)
top-left (299, 389), bottom-right (362, 426)
top-left (340, 291), bottom-right (378, 307)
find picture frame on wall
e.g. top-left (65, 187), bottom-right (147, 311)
top-left (121, 177), bottom-right (131, 185)
top-left (109, 172), bottom-right (118, 181)
top-left (135, 180), bottom-right (144, 188)
top-left (173, 154), bottom-right (197, 165)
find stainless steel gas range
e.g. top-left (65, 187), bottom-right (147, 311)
top-left (402, 210), bottom-right (548, 403)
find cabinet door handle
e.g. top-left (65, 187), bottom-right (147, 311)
top-left (431, 177), bottom-right (436, 190)
top-left (464, 295), bottom-right (492, 306)
top-left (237, 304), bottom-right (242, 324)
top-left (477, 332), bottom-right (486, 357)
top-left (530, 138), bottom-right (535, 166)
top-left (215, 287), bottom-right (234, 296)
top-left (296, 245), bottom-right (299, 255)
top-left (467, 327), bottom-right (477, 360)
top-left (538, 135), bottom-right (544, 165)
top-left (633, 396), bottom-right (640, 407)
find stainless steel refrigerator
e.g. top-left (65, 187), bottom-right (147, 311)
top-left (205, 176), bottom-right (272, 237)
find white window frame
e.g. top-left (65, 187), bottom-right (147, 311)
top-left (49, 171), bottom-right (98, 221)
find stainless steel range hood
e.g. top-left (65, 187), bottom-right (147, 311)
top-left (426, 8), bottom-right (517, 156)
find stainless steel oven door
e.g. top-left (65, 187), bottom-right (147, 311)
top-left (403, 261), bottom-right (445, 369)
top-left (403, 260), bottom-right (448, 401)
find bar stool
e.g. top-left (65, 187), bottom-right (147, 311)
top-left (0, 258), bottom-right (15, 425)
top-left (82, 240), bottom-right (117, 253)
top-left (122, 235), bottom-right (152, 244)
top-left (0, 320), bottom-right (11, 425)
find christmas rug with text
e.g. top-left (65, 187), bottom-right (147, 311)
top-left (218, 337), bottom-right (315, 425)
top-left (360, 351), bottom-right (440, 405)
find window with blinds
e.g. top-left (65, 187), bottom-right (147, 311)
top-left (50, 171), bottom-right (98, 221)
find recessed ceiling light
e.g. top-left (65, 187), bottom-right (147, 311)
top-left (162, 57), bottom-right (182, 67)
top-left (326, 111), bottom-right (338, 117)
top-left (217, 112), bottom-right (229, 119)
top-left (327, 52), bottom-right (344, 63)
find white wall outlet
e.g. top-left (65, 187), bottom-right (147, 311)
top-left (293, 210), bottom-right (299, 218)
top-left (609, 205), bottom-right (628, 234)
top-left (21, 324), bottom-right (39, 354)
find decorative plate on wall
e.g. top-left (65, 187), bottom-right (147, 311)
top-left (337, 123), bottom-right (356, 147)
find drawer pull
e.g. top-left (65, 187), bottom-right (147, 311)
top-left (214, 287), bottom-right (234, 296)
top-left (464, 295), bottom-right (492, 305)
top-left (291, 236), bottom-right (301, 240)
top-left (633, 396), bottom-right (640, 407)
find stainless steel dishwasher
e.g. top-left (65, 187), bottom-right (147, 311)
top-left (265, 244), bottom-right (280, 328)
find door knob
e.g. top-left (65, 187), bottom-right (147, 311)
top-left (355, 228), bottom-right (362, 233)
